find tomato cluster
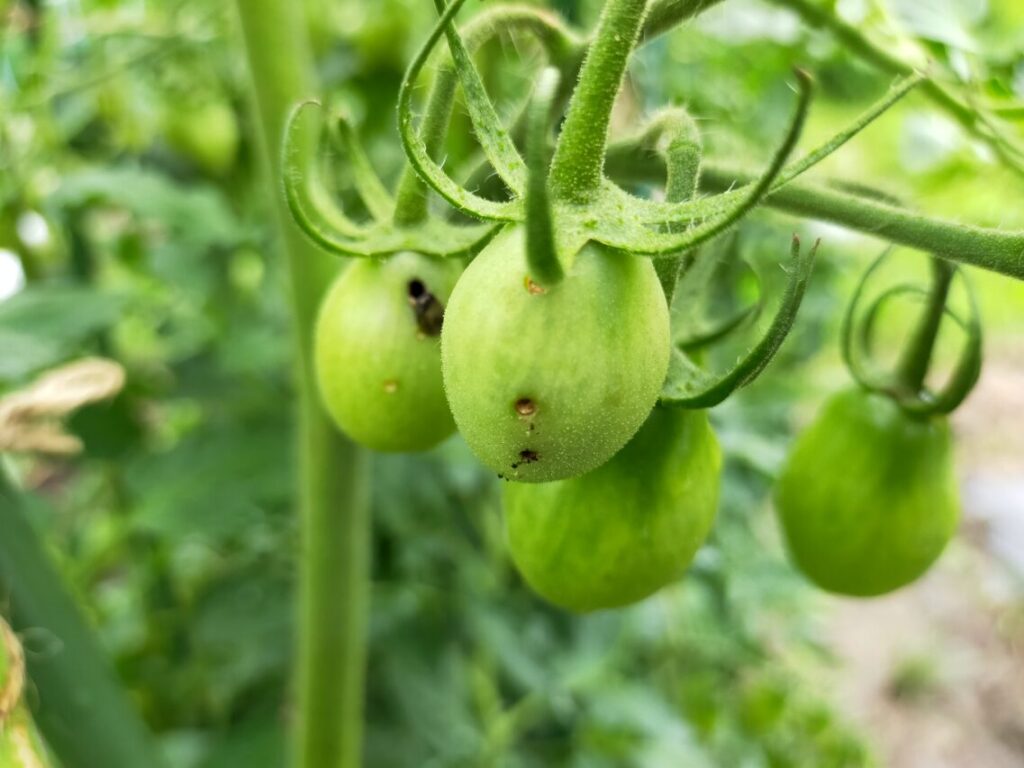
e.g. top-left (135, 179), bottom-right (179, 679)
top-left (297, 0), bottom-right (982, 612)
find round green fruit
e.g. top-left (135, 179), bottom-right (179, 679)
top-left (315, 252), bottom-right (462, 452)
top-left (504, 407), bottom-right (721, 612)
top-left (441, 226), bottom-right (671, 482)
top-left (165, 101), bottom-right (239, 178)
top-left (774, 388), bottom-right (960, 597)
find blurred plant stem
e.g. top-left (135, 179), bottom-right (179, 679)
top-left (234, 3), bottom-right (371, 768)
top-left (0, 466), bottom-right (168, 768)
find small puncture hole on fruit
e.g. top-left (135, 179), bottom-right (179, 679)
top-left (407, 279), bottom-right (426, 300)
top-left (514, 398), bottom-right (536, 417)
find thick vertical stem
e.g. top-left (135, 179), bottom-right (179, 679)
top-left (0, 469), bottom-right (167, 768)
top-left (550, 0), bottom-right (648, 202)
top-left (234, 3), bottom-right (371, 768)
top-left (896, 257), bottom-right (956, 395)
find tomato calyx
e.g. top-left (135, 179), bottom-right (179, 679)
top-left (841, 249), bottom-right (983, 417)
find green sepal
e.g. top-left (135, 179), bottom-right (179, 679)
top-left (398, 0), bottom-right (522, 222)
top-left (843, 259), bottom-right (983, 416)
top-left (282, 101), bottom-right (499, 258)
top-left (660, 234), bottom-right (818, 408)
top-left (328, 111), bottom-right (395, 222)
top-left (430, 0), bottom-right (528, 197)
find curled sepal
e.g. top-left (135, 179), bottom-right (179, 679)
top-left (430, 0), bottom-right (527, 196)
top-left (849, 277), bottom-right (983, 417)
top-left (525, 67), bottom-right (563, 286)
top-left (282, 100), bottom-right (368, 242)
top-left (842, 251), bottom-right (983, 416)
top-left (671, 232), bottom-right (758, 351)
top-left (283, 101), bottom-right (498, 258)
top-left (590, 70), bottom-right (813, 257)
top-left (626, 72), bottom-right (920, 226)
top-left (840, 247), bottom-right (897, 392)
top-left (398, 0), bottom-right (522, 222)
top-left (660, 234), bottom-right (819, 408)
top-left (328, 112), bottom-right (394, 222)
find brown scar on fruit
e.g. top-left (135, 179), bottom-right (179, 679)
top-left (514, 398), bottom-right (536, 417)
top-left (383, 380), bottom-right (399, 394)
top-left (407, 278), bottom-right (445, 335)
top-left (510, 449), bottom-right (539, 470)
top-left (524, 276), bottom-right (546, 295)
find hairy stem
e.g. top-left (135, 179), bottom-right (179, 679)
top-left (550, 0), bottom-right (649, 202)
top-left (0, 468), bottom-right (167, 768)
top-left (895, 257), bottom-right (956, 394)
top-left (700, 165), bottom-right (1024, 280)
top-left (235, 3), bottom-right (371, 768)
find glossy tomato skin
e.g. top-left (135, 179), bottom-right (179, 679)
top-left (504, 407), bottom-right (721, 612)
top-left (441, 226), bottom-right (671, 483)
top-left (775, 388), bottom-right (959, 597)
top-left (315, 252), bottom-right (462, 452)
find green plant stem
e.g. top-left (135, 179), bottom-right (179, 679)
top-left (766, 0), bottom-right (1024, 177)
top-left (550, 0), bottom-right (649, 202)
top-left (700, 165), bottom-right (1024, 280)
top-left (0, 467), bottom-right (168, 768)
top-left (234, 3), bottom-right (371, 768)
top-left (895, 257), bottom-right (955, 394)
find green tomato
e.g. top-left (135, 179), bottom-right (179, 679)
top-left (315, 252), bottom-right (462, 452)
top-left (165, 101), bottom-right (239, 177)
top-left (504, 407), bottom-right (721, 612)
top-left (774, 388), bottom-right (960, 597)
top-left (442, 226), bottom-right (671, 482)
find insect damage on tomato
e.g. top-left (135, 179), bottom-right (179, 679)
top-left (315, 252), bottom-right (462, 452)
top-left (407, 278), bottom-right (445, 336)
top-left (441, 226), bottom-right (670, 483)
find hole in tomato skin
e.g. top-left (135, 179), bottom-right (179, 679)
top-left (514, 398), bottom-right (536, 417)
top-left (407, 278), bottom-right (444, 336)
top-left (407, 279), bottom-right (426, 299)
top-left (511, 449), bottom-right (539, 470)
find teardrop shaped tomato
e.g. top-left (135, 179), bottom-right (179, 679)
top-left (315, 252), bottom-right (462, 452)
top-left (441, 226), bottom-right (671, 482)
top-left (774, 388), bottom-right (960, 597)
top-left (504, 407), bottom-right (721, 612)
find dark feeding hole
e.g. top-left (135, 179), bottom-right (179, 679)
top-left (511, 449), bottom-right (539, 470)
top-left (407, 279), bottom-right (426, 300)
top-left (514, 397), bottom-right (536, 417)
top-left (407, 277), bottom-right (444, 336)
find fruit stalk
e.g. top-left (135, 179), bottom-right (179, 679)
top-left (550, 0), bottom-right (649, 202)
top-left (234, 3), bottom-right (371, 768)
top-left (895, 257), bottom-right (956, 396)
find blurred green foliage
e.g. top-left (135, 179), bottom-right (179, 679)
top-left (0, 0), bottom-right (1022, 766)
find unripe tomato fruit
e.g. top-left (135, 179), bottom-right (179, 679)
top-left (441, 226), bottom-right (671, 482)
top-left (164, 101), bottom-right (239, 178)
top-left (315, 252), bottom-right (462, 452)
top-left (774, 388), bottom-right (959, 597)
top-left (504, 407), bottom-right (721, 612)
